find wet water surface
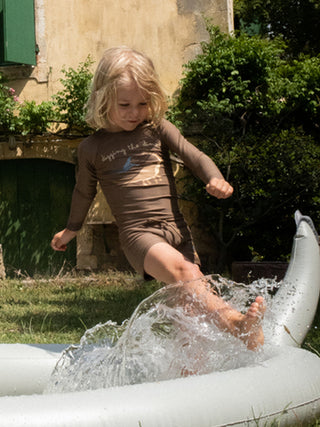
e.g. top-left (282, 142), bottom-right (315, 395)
top-left (45, 275), bottom-right (280, 393)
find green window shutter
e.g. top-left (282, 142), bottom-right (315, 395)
top-left (2, 0), bottom-right (36, 65)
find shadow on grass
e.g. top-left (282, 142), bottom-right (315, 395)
top-left (0, 272), bottom-right (162, 343)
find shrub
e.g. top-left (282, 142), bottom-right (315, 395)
top-left (0, 75), bottom-right (20, 134)
top-left (17, 100), bottom-right (55, 136)
top-left (171, 27), bottom-right (286, 140)
top-left (170, 26), bottom-right (320, 270)
top-left (52, 56), bottom-right (94, 135)
top-left (0, 56), bottom-right (94, 137)
top-left (182, 129), bottom-right (320, 268)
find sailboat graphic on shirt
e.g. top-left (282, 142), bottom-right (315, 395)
top-left (116, 153), bottom-right (163, 186)
top-left (122, 157), bottom-right (137, 172)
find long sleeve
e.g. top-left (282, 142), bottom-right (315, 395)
top-left (66, 138), bottom-right (98, 231)
top-left (159, 119), bottom-right (224, 184)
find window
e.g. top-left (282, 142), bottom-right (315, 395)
top-left (0, 0), bottom-right (36, 66)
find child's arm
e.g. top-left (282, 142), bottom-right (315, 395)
top-left (66, 138), bottom-right (98, 231)
top-left (206, 177), bottom-right (233, 199)
top-left (51, 137), bottom-right (98, 253)
top-left (51, 228), bottom-right (77, 252)
top-left (160, 120), bottom-right (233, 198)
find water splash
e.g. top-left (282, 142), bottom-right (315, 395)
top-left (45, 275), bottom-right (278, 394)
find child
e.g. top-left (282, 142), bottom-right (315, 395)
top-left (51, 46), bottom-right (265, 350)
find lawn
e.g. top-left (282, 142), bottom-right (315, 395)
top-left (0, 271), bottom-right (162, 344)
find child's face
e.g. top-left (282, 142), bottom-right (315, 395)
top-left (108, 80), bottom-right (149, 132)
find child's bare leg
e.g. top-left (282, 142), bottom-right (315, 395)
top-left (184, 280), bottom-right (266, 350)
top-left (238, 296), bottom-right (265, 350)
top-left (144, 242), bottom-right (266, 350)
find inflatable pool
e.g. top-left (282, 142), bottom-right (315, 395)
top-left (0, 211), bottom-right (319, 426)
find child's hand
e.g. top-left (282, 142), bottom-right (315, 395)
top-left (206, 177), bottom-right (233, 199)
top-left (51, 229), bottom-right (77, 251)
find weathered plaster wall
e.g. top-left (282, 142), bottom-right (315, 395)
top-left (8, 0), bottom-right (233, 103)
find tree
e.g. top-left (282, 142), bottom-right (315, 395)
top-left (234, 0), bottom-right (320, 56)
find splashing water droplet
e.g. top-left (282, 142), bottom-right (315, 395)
top-left (45, 275), bottom-right (279, 394)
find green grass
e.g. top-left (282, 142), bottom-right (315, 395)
top-left (0, 270), bottom-right (162, 344)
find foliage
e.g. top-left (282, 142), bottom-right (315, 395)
top-left (182, 129), bottom-right (320, 266)
top-left (171, 28), bottom-right (286, 139)
top-left (234, 0), bottom-right (320, 56)
top-left (17, 100), bottom-right (55, 136)
top-left (0, 75), bottom-right (55, 135)
top-left (0, 74), bottom-right (20, 133)
top-left (172, 28), bottom-right (320, 141)
top-left (52, 56), bottom-right (94, 135)
top-left (170, 26), bottom-right (320, 270)
top-left (0, 56), bottom-right (94, 137)
top-left (274, 56), bottom-right (320, 134)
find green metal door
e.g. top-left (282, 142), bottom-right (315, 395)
top-left (0, 159), bottom-right (76, 276)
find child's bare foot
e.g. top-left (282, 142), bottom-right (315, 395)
top-left (237, 296), bottom-right (266, 351)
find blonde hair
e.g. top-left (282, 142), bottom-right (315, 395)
top-left (85, 46), bottom-right (168, 129)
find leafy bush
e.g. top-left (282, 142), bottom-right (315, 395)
top-left (182, 129), bottom-right (320, 268)
top-left (170, 26), bottom-right (320, 270)
top-left (0, 56), bottom-right (94, 137)
top-left (173, 27), bottom-right (285, 133)
top-left (0, 75), bottom-right (20, 133)
top-left (52, 56), bottom-right (94, 135)
top-left (172, 28), bottom-right (320, 140)
top-left (275, 56), bottom-right (320, 134)
top-left (17, 100), bottom-right (55, 136)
